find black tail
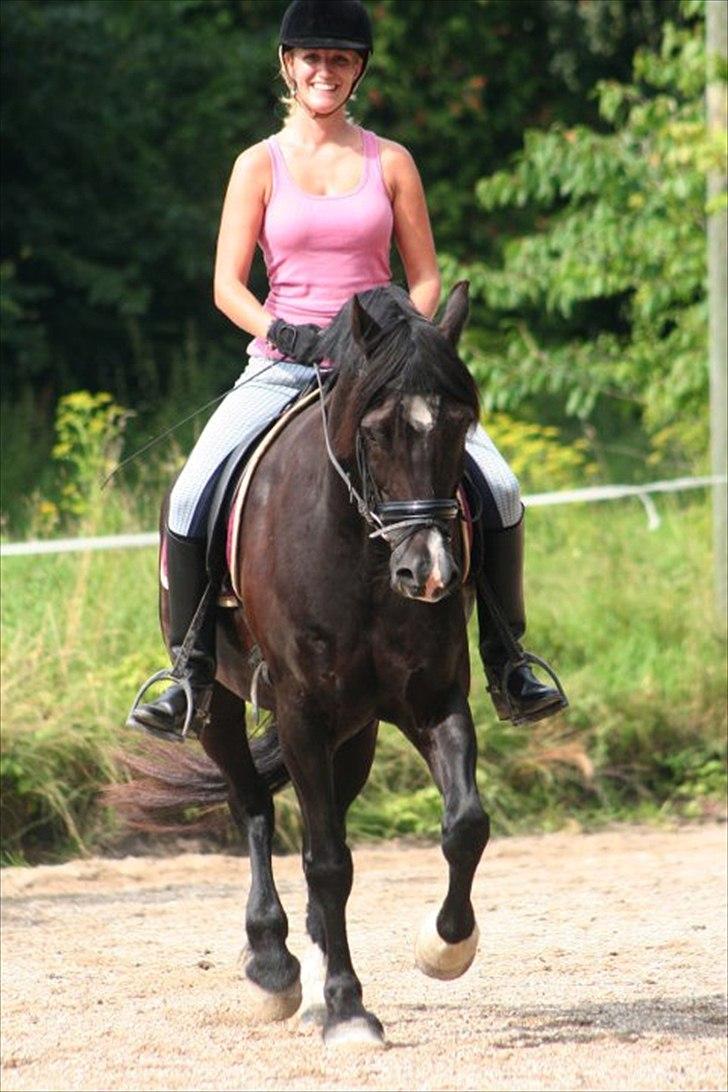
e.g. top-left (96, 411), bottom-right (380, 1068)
top-left (105, 725), bottom-right (290, 832)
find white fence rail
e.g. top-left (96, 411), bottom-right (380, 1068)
top-left (1, 475), bottom-right (725, 558)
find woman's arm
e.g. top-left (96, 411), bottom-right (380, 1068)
top-left (380, 139), bottom-right (441, 319)
top-left (213, 144), bottom-right (275, 340)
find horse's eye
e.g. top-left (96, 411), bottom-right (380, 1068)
top-left (362, 423), bottom-right (388, 446)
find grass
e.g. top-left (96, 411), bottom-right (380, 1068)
top-left (1, 494), bottom-right (726, 863)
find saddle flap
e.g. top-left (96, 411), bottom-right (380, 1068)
top-left (224, 388), bottom-right (322, 602)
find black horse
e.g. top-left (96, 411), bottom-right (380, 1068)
top-left (117, 283), bottom-right (490, 1047)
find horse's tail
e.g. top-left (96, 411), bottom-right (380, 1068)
top-left (105, 725), bottom-right (289, 833)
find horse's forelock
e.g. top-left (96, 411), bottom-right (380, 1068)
top-left (325, 288), bottom-right (480, 454)
top-left (349, 320), bottom-right (479, 418)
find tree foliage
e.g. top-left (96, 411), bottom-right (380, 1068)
top-left (456, 0), bottom-right (723, 471)
top-left (1, 0), bottom-right (678, 410)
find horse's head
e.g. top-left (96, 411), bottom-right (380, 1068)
top-left (328, 282), bottom-right (479, 603)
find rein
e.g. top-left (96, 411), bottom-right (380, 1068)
top-left (313, 363), bottom-right (461, 548)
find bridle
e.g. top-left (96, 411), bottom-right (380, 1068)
top-left (313, 363), bottom-right (461, 550)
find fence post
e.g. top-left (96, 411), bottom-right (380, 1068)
top-left (707, 1), bottom-right (727, 621)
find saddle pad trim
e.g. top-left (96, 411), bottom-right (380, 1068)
top-left (457, 484), bottom-right (472, 586)
top-left (228, 388), bottom-right (322, 601)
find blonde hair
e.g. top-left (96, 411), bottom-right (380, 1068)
top-left (277, 47), bottom-right (297, 114)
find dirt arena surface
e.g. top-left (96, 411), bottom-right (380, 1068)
top-left (1, 823), bottom-right (726, 1092)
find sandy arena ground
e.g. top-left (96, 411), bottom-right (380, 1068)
top-left (1, 823), bottom-right (726, 1092)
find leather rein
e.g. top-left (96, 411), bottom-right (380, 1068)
top-left (313, 363), bottom-right (461, 550)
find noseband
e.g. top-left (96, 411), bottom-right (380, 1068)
top-left (315, 365), bottom-right (461, 549)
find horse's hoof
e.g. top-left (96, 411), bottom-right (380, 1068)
top-left (240, 973), bottom-right (302, 1023)
top-left (415, 909), bottom-right (479, 980)
top-left (297, 1003), bottom-right (327, 1034)
top-left (324, 1013), bottom-right (385, 1050)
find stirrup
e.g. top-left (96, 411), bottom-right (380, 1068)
top-left (127, 669), bottom-right (199, 741)
top-left (499, 651), bottom-right (569, 726)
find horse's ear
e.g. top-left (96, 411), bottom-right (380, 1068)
top-left (438, 281), bottom-right (470, 347)
top-left (351, 295), bottom-right (383, 355)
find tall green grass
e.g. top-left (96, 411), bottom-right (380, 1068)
top-left (1, 495), bottom-right (726, 862)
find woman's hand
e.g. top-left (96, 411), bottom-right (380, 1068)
top-left (267, 319), bottom-right (324, 364)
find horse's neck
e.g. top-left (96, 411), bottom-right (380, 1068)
top-left (299, 391), bottom-right (380, 567)
top-left (325, 377), bottom-right (360, 466)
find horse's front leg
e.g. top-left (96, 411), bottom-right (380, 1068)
top-left (405, 687), bottom-right (490, 980)
top-left (300, 720), bottom-right (379, 1030)
top-left (200, 685), bottom-right (301, 1021)
top-left (278, 703), bottom-right (384, 1049)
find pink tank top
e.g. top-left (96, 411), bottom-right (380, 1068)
top-left (249, 127), bottom-right (393, 358)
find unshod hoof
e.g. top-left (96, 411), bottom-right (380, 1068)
top-left (240, 972), bottom-right (302, 1023)
top-left (324, 1013), bottom-right (385, 1050)
top-left (415, 908), bottom-right (479, 980)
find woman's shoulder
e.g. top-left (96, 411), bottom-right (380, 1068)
top-left (370, 134), bottom-right (420, 193)
top-left (372, 134), bottom-right (419, 172)
top-left (227, 141), bottom-right (273, 199)
top-left (231, 140), bottom-right (273, 174)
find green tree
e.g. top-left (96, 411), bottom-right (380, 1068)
top-left (1, 0), bottom-right (677, 404)
top-left (1, 0), bottom-right (281, 402)
top-left (456, 0), bottom-right (724, 474)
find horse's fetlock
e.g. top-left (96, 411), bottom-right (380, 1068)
top-left (437, 901), bottom-right (476, 944)
top-left (324, 972), bottom-right (363, 1013)
top-left (442, 808), bottom-right (489, 859)
top-left (246, 906), bottom-right (288, 946)
top-left (245, 949), bottom-right (301, 994)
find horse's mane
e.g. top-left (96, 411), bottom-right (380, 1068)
top-left (319, 285), bottom-right (480, 421)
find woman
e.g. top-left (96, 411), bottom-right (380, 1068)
top-left (128, 0), bottom-right (566, 739)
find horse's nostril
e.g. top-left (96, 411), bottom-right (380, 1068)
top-left (395, 567), bottom-right (416, 585)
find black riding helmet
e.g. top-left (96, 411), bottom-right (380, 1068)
top-left (279, 0), bottom-right (373, 95)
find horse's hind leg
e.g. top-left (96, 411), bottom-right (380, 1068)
top-left (405, 688), bottom-right (490, 980)
top-left (299, 720), bottom-right (379, 1030)
top-left (200, 684), bottom-right (301, 1021)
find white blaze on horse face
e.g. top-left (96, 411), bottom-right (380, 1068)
top-left (404, 394), bottom-right (440, 432)
top-left (422, 528), bottom-right (449, 601)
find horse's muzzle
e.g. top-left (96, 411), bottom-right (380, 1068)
top-left (390, 529), bottom-right (460, 603)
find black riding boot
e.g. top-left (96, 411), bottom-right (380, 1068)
top-left (127, 531), bottom-right (216, 741)
top-left (477, 512), bottom-right (567, 725)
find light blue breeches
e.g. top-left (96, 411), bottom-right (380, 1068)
top-left (167, 356), bottom-right (521, 538)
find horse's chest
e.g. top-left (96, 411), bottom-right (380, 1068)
top-left (371, 625), bottom-right (463, 721)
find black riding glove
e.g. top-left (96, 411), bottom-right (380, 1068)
top-left (267, 319), bottom-right (324, 364)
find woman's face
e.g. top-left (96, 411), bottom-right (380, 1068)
top-left (284, 48), bottom-right (364, 114)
